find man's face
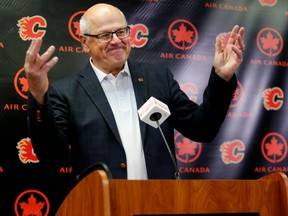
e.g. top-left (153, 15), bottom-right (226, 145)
top-left (80, 11), bottom-right (131, 74)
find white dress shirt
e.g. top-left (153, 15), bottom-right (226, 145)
top-left (90, 59), bottom-right (148, 180)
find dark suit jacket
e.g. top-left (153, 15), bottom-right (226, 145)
top-left (27, 60), bottom-right (237, 179)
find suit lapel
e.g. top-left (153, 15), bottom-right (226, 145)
top-left (77, 61), bottom-right (149, 145)
top-left (128, 60), bottom-right (148, 144)
top-left (78, 63), bottom-right (122, 144)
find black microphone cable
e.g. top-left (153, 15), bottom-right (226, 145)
top-left (150, 113), bottom-right (181, 180)
top-left (74, 162), bottom-right (113, 182)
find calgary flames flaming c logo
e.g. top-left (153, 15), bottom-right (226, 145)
top-left (259, 0), bottom-right (278, 6)
top-left (17, 138), bottom-right (39, 164)
top-left (17, 16), bottom-right (47, 41)
top-left (220, 140), bottom-right (245, 164)
top-left (263, 87), bottom-right (284, 111)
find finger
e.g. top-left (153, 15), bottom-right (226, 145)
top-left (38, 45), bottom-right (57, 65)
top-left (26, 38), bottom-right (43, 63)
top-left (41, 56), bottom-right (59, 74)
top-left (237, 35), bottom-right (245, 52)
top-left (25, 39), bottom-right (35, 65)
top-left (25, 39), bottom-right (36, 70)
top-left (32, 38), bottom-right (43, 56)
top-left (237, 27), bottom-right (245, 52)
top-left (232, 45), bottom-right (243, 60)
top-left (30, 45), bottom-right (57, 72)
top-left (227, 25), bottom-right (239, 45)
top-left (25, 38), bottom-right (43, 73)
top-left (214, 35), bottom-right (222, 54)
top-left (239, 27), bottom-right (245, 40)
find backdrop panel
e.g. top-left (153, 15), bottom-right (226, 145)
top-left (1, 0), bottom-right (288, 215)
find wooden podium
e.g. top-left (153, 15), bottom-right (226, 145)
top-left (56, 171), bottom-right (288, 216)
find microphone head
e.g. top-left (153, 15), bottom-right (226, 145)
top-left (138, 97), bottom-right (170, 128)
top-left (150, 112), bottom-right (162, 121)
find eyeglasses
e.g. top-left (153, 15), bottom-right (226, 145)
top-left (84, 26), bottom-right (130, 43)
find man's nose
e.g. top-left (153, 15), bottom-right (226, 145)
top-left (110, 33), bottom-right (122, 42)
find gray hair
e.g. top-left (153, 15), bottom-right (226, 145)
top-left (79, 15), bottom-right (89, 35)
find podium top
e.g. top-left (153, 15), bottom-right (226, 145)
top-left (57, 171), bottom-right (288, 216)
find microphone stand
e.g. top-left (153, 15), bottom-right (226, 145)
top-left (67, 162), bottom-right (113, 198)
top-left (74, 162), bottom-right (113, 182)
top-left (150, 113), bottom-right (181, 180)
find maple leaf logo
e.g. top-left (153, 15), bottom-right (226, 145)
top-left (19, 194), bottom-right (45, 215)
top-left (68, 11), bottom-right (85, 42)
top-left (14, 67), bottom-right (28, 99)
top-left (14, 189), bottom-right (50, 216)
top-left (261, 133), bottom-right (287, 163)
top-left (265, 136), bottom-right (283, 160)
top-left (172, 24), bottom-right (194, 50)
top-left (177, 137), bottom-right (198, 155)
top-left (230, 80), bottom-right (243, 108)
top-left (260, 32), bottom-right (279, 52)
top-left (257, 28), bottom-right (283, 57)
top-left (19, 77), bottom-right (28, 92)
top-left (73, 21), bottom-right (80, 36)
top-left (175, 133), bottom-right (202, 163)
top-left (168, 19), bottom-right (198, 50)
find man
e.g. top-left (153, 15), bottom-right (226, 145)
top-left (24, 3), bottom-right (245, 179)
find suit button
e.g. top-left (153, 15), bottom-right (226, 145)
top-left (120, 163), bottom-right (126, 169)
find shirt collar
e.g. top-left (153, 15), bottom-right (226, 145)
top-left (89, 58), bottom-right (131, 83)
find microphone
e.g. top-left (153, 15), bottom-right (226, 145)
top-left (138, 96), bottom-right (181, 180)
top-left (138, 96), bottom-right (171, 128)
top-left (67, 162), bottom-right (112, 196)
top-left (74, 162), bottom-right (113, 182)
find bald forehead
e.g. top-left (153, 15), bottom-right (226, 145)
top-left (83, 3), bottom-right (127, 27)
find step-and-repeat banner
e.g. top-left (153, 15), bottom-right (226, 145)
top-left (1, 0), bottom-right (288, 215)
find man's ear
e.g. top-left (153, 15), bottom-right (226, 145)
top-left (79, 34), bottom-right (89, 53)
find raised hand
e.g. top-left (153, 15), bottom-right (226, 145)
top-left (213, 25), bottom-right (245, 81)
top-left (24, 38), bottom-right (58, 104)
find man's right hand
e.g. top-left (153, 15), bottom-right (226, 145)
top-left (24, 38), bottom-right (59, 104)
